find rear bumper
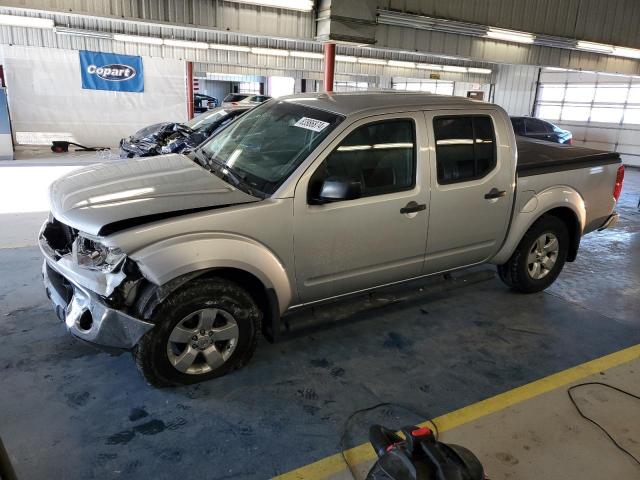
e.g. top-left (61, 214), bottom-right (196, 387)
top-left (43, 260), bottom-right (154, 350)
top-left (598, 212), bottom-right (619, 231)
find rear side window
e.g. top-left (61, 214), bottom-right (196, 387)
top-left (525, 118), bottom-right (550, 133)
top-left (433, 116), bottom-right (496, 184)
top-left (311, 119), bottom-right (416, 199)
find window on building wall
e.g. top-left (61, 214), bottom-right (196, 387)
top-left (239, 82), bottom-right (261, 94)
top-left (392, 79), bottom-right (454, 96)
top-left (535, 75), bottom-right (640, 125)
top-left (334, 81), bottom-right (369, 92)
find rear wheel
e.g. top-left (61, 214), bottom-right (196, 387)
top-left (498, 215), bottom-right (569, 293)
top-left (134, 277), bottom-right (261, 387)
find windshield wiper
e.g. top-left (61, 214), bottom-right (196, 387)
top-left (198, 150), bottom-right (262, 198)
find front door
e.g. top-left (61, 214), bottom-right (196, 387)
top-left (292, 113), bottom-right (430, 303)
top-left (423, 110), bottom-right (514, 273)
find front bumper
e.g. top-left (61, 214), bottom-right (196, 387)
top-left (43, 260), bottom-right (154, 349)
top-left (38, 216), bottom-right (154, 349)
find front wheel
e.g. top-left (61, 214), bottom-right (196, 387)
top-left (498, 215), bottom-right (569, 293)
top-left (134, 277), bottom-right (261, 387)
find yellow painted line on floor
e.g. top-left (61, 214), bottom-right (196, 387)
top-left (274, 343), bottom-right (640, 480)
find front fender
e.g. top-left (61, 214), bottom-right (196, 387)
top-left (490, 185), bottom-right (586, 265)
top-left (129, 232), bottom-right (293, 313)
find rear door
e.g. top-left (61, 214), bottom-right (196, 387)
top-left (423, 110), bottom-right (514, 273)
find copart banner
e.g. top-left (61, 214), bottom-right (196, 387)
top-left (79, 50), bottom-right (144, 93)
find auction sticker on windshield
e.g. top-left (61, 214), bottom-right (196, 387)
top-left (294, 117), bottom-right (330, 132)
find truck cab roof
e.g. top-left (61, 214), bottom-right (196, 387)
top-left (278, 91), bottom-right (491, 117)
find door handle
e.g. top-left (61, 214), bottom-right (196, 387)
top-left (400, 201), bottom-right (427, 214)
top-left (484, 188), bottom-right (506, 200)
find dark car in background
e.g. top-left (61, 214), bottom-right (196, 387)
top-left (510, 117), bottom-right (572, 144)
top-left (120, 106), bottom-right (251, 158)
top-left (194, 93), bottom-right (219, 114)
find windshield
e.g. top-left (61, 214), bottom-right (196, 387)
top-left (185, 108), bottom-right (236, 132)
top-left (197, 101), bottom-right (343, 195)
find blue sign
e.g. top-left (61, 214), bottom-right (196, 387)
top-left (79, 50), bottom-right (144, 93)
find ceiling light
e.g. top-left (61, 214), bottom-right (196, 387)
top-left (468, 67), bottom-right (492, 74)
top-left (209, 44), bottom-right (251, 52)
top-left (486, 28), bottom-right (534, 44)
top-left (358, 58), bottom-right (388, 65)
top-left (226, 0), bottom-right (313, 11)
top-left (336, 55), bottom-right (357, 63)
top-left (290, 51), bottom-right (324, 59)
top-left (576, 41), bottom-right (614, 54)
top-left (612, 46), bottom-right (640, 59)
top-left (417, 64), bottom-right (442, 70)
top-left (388, 60), bottom-right (415, 68)
top-left (0, 14), bottom-right (54, 29)
top-left (113, 34), bottom-right (163, 45)
top-left (251, 47), bottom-right (289, 56)
top-left (164, 39), bottom-right (209, 49)
top-left (442, 66), bottom-right (468, 73)
top-left (55, 27), bottom-right (112, 39)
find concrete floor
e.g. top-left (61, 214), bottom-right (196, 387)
top-left (0, 154), bottom-right (639, 479)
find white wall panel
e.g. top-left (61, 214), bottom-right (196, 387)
top-left (492, 64), bottom-right (539, 116)
top-left (0, 45), bottom-right (187, 147)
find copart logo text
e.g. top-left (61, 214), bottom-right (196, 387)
top-left (87, 64), bottom-right (136, 81)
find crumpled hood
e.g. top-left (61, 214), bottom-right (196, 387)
top-left (49, 154), bottom-right (259, 236)
top-left (131, 122), bottom-right (175, 140)
top-left (120, 122), bottom-right (190, 157)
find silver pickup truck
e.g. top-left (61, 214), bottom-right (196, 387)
top-left (39, 92), bottom-right (624, 386)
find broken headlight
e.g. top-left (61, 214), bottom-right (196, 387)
top-left (74, 236), bottom-right (126, 272)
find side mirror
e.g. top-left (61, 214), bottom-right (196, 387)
top-left (312, 176), bottom-right (362, 204)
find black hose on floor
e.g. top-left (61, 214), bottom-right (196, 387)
top-left (567, 381), bottom-right (640, 467)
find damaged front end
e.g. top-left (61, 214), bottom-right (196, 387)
top-left (119, 123), bottom-right (195, 158)
top-left (39, 216), bottom-right (154, 350)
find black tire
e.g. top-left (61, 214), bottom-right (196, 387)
top-left (497, 214), bottom-right (569, 293)
top-left (133, 277), bottom-right (261, 387)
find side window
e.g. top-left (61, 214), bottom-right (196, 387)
top-left (433, 116), bottom-right (496, 184)
top-left (310, 119), bottom-right (416, 200)
top-left (525, 119), bottom-right (549, 133)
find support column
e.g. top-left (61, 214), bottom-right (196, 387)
top-left (323, 43), bottom-right (335, 92)
top-left (186, 61), bottom-right (194, 120)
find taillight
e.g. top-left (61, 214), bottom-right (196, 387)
top-left (613, 164), bottom-right (625, 201)
top-left (567, 138), bottom-right (572, 145)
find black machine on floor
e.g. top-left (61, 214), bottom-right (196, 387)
top-left (366, 425), bottom-right (484, 480)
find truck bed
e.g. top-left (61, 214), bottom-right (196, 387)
top-left (516, 137), bottom-right (621, 177)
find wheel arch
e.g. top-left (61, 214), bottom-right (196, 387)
top-left (543, 206), bottom-right (581, 261)
top-left (491, 186), bottom-right (585, 265)
top-left (129, 233), bottom-right (293, 317)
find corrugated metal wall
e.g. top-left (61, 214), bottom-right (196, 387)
top-left (375, 25), bottom-right (640, 76)
top-left (0, 6), bottom-right (496, 85)
top-left (378, 0), bottom-right (640, 48)
top-left (492, 64), bottom-right (539, 116)
top-left (1, 0), bottom-right (315, 39)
